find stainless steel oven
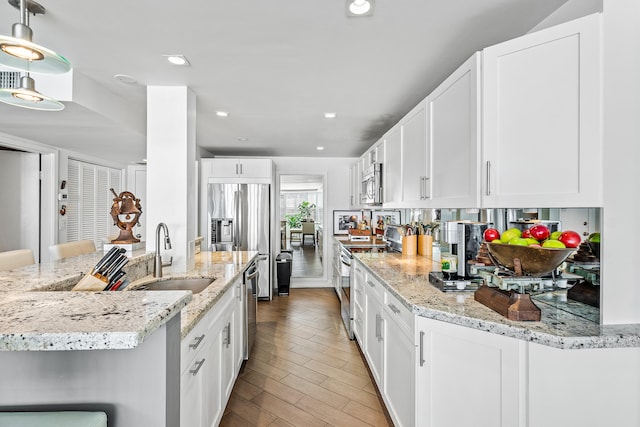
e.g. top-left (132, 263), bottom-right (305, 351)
top-left (339, 246), bottom-right (355, 340)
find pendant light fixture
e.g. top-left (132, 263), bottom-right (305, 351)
top-left (0, 73), bottom-right (64, 110)
top-left (0, 0), bottom-right (71, 74)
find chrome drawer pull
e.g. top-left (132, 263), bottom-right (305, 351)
top-left (388, 303), bottom-right (401, 315)
top-left (367, 280), bottom-right (375, 288)
top-left (419, 331), bottom-right (425, 367)
top-left (189, 334), bottom-right (205, 349)
top-left (190, 358), bottom-right (205, 376)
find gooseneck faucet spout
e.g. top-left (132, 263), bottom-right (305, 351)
top-left (154, 222), bottom-right (172, 277)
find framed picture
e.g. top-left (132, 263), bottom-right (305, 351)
top-left (333, 210), bottom-right (362, 235)
top-left (371, 210), bottom-right (401, 234)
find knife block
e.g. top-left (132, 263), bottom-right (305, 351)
top-left (72, 273), bottom-right (108, 291)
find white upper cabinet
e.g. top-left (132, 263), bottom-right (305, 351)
top-left (428, 53), bottom-right (481, 208)
top-left (383, 125), bottom-right (402, 205)
top-left (401, 100), bottom-right (430, 204)
top-left (204, 158), bottom-right (273, 181)
top-left (481, 14), bottom-right (602, 207)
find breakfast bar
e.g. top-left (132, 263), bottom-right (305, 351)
top-left (0, 249), bottom-right (257, 427)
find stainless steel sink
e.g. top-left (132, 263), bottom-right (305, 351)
top-left (132, 278), bottom-right (214, 294)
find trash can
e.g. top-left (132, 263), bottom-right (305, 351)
top-left (276, 251), bottom-right (293, 295)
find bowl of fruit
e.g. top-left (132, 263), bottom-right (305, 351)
top-left (483, 225), bottom-right (580, 276)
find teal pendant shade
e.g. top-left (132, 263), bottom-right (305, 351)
top-left (0, 74), bottom-right (64, 111)
top-left (0, 34), bottom-right (71, 74)
top-left (0, 0), bottom-right (71, 75)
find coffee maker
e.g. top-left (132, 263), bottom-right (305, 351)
top-left (443, 221), bottom-right (489, 278)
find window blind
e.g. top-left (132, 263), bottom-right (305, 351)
top-left (67, 159), bottom-right (122, 249)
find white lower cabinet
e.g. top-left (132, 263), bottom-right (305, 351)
top-left (180, 279), bottom-right (242, 427)
top-left (359, 263), bottom-right (416, 427)
top-left (382, 294), bottom-right (415, 427)
top-left (416, 316), bottom-right (522, 427)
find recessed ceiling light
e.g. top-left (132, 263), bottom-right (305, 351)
top-left (114, 74), bottom-right (138, 85)
top-left (216, 111), bottom-right (229, 117)
top-left (237, 137), bottom-right (249, 142)
top-left (324, 112), bottom-right (337, 119)
top-left (317, 146), bottom-right (325, 151)
top-left (163, 55), bottom-right (191, 66)
top-left (347, 0), bottom-right (374, 16)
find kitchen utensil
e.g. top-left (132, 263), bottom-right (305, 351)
top-left (107, 256), bottom-right (129, 283)
top-left (486, 243), bottom-right (575, 276)
top-left (92, 246), bottom-right (119, 274)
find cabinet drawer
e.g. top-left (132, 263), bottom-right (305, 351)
top-left (384, 290), bottom-right (414, 334)
top-left (364, 273), bottom-right (384, 302)
top-left (181, 316), bottom-right (209, 371)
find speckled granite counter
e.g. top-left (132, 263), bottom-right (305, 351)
top-left (0, 250), bottom-right (256, 351)
top-left (354, 252), bottom-right (640, 350)
top-left (127, 251), bottom-right (258, 338)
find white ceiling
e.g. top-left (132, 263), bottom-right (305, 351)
top-left (0, 0), bottom-right (567, 165)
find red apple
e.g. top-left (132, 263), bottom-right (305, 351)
top-left (521, 229), bottom-right (532, 238)
top-left (558, 230), bottom-right (581, 248)
top-left (529, 224), bottom-right (550, 241)
top-left (483, 228), bottom-right (500, 242)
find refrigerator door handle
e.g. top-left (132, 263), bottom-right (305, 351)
top-left (233, 190), bottom-right (239, 249)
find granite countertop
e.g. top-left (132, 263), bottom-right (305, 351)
top-left (0, 249), bottom-right (256, 351)
top-left (354, 252), bottom-right (640, 350)
top-left (127, 251), bottom-right (258, 339)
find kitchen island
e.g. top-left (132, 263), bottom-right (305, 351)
top-left (0, 249), bottom-right (257, 427)
top-left (351, 251), bottom-right (640, 427)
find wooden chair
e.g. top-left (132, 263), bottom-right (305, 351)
top-left (49, 240), bottom-right (97, 260)
top-left (301, 222), bottom-right (316, 246)
top-left (0, 249), bottom-right (35, 271)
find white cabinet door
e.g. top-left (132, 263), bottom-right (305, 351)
top-left (416, 316), bottom-right (522, 427)
top-left (233, 279), bottom-right (244, 373)
top-left (203, 328), bottom-right (223, 427)
top-left (180, 354), bottom-right (205, 427)
top-left (482, 14), bottom-right (601, 207)
top-left (352, 262), bottom-right (365, 345)
top-left (207, 158), bottom-right (272, 180)
top-left (401, 100), bottom-right (429, 204)
top-left (429, 53), bottom-right (481, 208)
top-left (382, 307), bottom-right (415, 427)
top-left (383, 126), bottom-right (402, 205)
top-left (363, 280), bottom-right (383, 386)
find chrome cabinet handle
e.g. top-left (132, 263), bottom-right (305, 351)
top-left (420, 331), bottom-right (425, 367)
top-left (388, 303), bottom-right (400, 315)
top-left (424, 177), bottom-right (430, 199)
top-left (240, 163), bottom-right (244, 175)
top-left (367, 280), bottom-right (375, 288)
top-left (225, 322), bottom-right (231, 348)
top-left (189, 334), bottom-right (205, 349)
top-left (486, 161), bottom-right (491, 196)
top-left (190, 358), bottom-right (205, 376)
top-left (235, 163), bottom-right (239, 175)
top-left (375, 314), bottom-right (380, 340)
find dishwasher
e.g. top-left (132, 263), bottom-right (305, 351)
top-left (243, 261), bottom-right (258, 360)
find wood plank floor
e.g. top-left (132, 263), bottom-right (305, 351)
top-left (220, 288), bottom-right (393, 427)
top-left (289, 243), bottom-right (323, 278)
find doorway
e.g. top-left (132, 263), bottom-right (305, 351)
top-left (279, 174), bottom-right (323, 278)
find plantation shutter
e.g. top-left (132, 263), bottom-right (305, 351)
top-left (67, 159), bottom-right (123, 249)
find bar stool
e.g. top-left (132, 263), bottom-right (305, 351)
top-left (0, 249), bottom-right (35, 271)
top-left (0, 411), bottom-right (107, 427)
top-left (49, 240), bottom-right (97, 260)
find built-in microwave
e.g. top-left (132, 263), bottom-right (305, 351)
top-left (361, 162), bottom-right (382, 205)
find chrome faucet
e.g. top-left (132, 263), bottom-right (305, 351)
top-left (154, 222), bottom-right (172, 277)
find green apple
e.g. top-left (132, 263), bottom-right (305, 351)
top-left (509, 238), bottom-right (529, 246)
top-left (550, 231), bottom-right (562, 240)
top-left (588, 232), bottom-right (600, 243)
top-left (542, 239), bottom-right (566, 248)
top-left (525, 238), bottom-right (539, 245)
top-left (500, 229), bottom-right (520, 243)
top-left (506, 227), bottom-right (522, 238)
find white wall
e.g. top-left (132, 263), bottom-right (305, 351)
top-left (272, 156), bottom-right (355, 287)
top-left (529, 0), bottom-right (603, 32)
top-left (0, 151), bottom-right (40, 260)
top-left (600, 0), bottom-right (640, 324)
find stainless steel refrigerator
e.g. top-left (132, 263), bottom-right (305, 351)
top-left (207, 183), bottom-right (271, 299)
